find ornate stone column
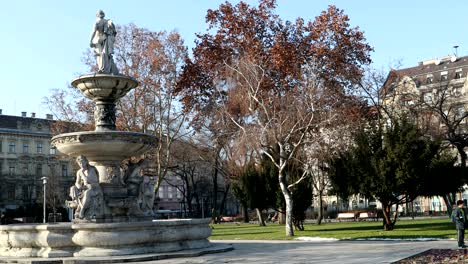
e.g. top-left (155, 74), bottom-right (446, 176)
top-left (94, 101), bottom-right (116, 131)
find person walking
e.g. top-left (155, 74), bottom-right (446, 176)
top-left (452, 200), bottom-right (467, 248)
top-left (0, 213), bottom-right (5, 225)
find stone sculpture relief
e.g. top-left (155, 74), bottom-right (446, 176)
top-left (139, 176), bottom-right (156, 216)
top-left (69, 155), bottom-right (104, 220)
top-left (121, 159), bottom-right (150, 196)
top-left (90, 10), bottom-right (119, 74)
top-left (94, 103), bottom-right (116, 128)
top-left (105, 163), bottom-right (121, 183)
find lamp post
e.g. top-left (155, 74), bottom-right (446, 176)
top-left (41, 177), bottom-right (48, 223)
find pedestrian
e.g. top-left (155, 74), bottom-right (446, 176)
top-left (452, 200), bottom-right (467, 248)
top-left (0, 212), bottom-right (5, 225)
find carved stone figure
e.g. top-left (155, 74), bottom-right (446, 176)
top-left (122, 159), bottom-right (150, 196)
top-left (139, 176), bottom-right (156, 216)
top-left (69, 155), bottom-right (104, 220)
top-left (90, 10), bottom-right (119, 74)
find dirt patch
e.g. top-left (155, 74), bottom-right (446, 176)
top-left (394, 249), bottom-right (468, 263)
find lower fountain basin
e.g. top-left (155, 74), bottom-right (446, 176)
top-left (51, 131), bottom-right (156, 161)
top-left (0, 219), bottom-right (212, 258)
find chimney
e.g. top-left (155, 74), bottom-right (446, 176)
top-left (21, 111), bottom-right (27, 117)
top-left (46, 114), bottom-right (53, 120)
top-left (31, 112), bottom-right (36, 118)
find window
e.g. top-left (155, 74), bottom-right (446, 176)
top-left (440, 71), bottom-right (448, 81)
top-left (176, 188), bottom-right (182, 199)
top-left (7, 186), bottom-right (15, 200)
top-left (452, 86), bottom-right (462, 96)
top-left (0, 140), bottom-right (2, 152)
top-left (36, 186), bottom-right (41, 199)
top-left (8, 142), bottom-right (16, 153)
top-left (455, 69), bottom-right (463, 79)
top-left (426, 76), bottom-right (433, 84)
top-left (9, 165), bottom-right (15, 176)
top-left (22, 186), bottom-right (30, 200)
top-left (423, 92), bottom-right (432, 103)
top-left (23, 143), bottom-right (29, 154)
top-left (158, 190), bottom-right (164, 199)
top-left (61, 164), bottom-right (68, 177)
top-left (36, 142), bottom-right (43, 154)
top-left (455, 106), bottom-right (465, 119)
top-left (36, 164), bottom-right (42, 177)
top-left (168, 186), bottom-right (173, 199)
top-left (22, 164), bottom-right (29, 175)
top-left (50, 146), bottom-right (57, 155)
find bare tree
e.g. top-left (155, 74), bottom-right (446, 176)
top-left (303, 108), bottom-right (359, 225)
top-left (220, 58), bottom-right (336, 235)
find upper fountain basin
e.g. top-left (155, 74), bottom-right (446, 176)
top-left (51, 131), bottom-right (156, 161)
top-left (71, 74), bottom-right (139, 101)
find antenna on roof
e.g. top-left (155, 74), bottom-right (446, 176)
top-left (453, 45), bottom-right (459, 56)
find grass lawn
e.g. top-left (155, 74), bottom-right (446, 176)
top-left (209, 218), bottom-right (456, 240)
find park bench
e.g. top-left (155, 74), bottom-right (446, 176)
top-left (220, 216), bottom-right (236, 222)
top-left (358, 212), bottom-right (378, 221)
top-left (337, 213), bottom-right (355, 221)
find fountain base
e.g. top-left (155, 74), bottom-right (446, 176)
top-left (0, 219), bottom-right (214, 258)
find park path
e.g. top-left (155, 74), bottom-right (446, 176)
top-left (130, 239), bottom-right (456, 264)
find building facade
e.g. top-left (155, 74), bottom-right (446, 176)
top-left (382, 55), bottom-right (468, 117)
top-left (380, 54), bottom-right (468, 212)
top-left (308, 55), bottom-right (468, 217)
top-left (0, 111), bottom-right (75, 214)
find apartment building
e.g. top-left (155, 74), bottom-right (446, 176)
top-left (0, 111), bottom-right (74, 212)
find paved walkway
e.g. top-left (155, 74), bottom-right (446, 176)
top-left (131, 239), bottom-right (457, 264)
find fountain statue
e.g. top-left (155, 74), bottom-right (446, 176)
top-left (0, 11), bottom-right (229, 261)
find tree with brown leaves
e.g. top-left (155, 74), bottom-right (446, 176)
top-left (176, 1), bottom-right (372, 236)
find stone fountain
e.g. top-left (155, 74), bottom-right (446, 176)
top-left (0, 10), bottom-right (229, 261)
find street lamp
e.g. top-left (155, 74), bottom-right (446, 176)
top-left (41, 177), bottom-right (48, 223)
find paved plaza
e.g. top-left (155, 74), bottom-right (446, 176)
top-left (132, 239), bottom-right (457, 264)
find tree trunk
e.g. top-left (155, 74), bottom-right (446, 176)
top-left (242, 205), bottom-right (249, 223)
top-left (405, 195), bottom-right (409, 217)
top-left (382, 203), bottom-right (395, 231)
top-left (211, 153), bottom-right (219, 223)
top-left (219, 184), bottom-right (230, 216)
top-left (279, 169), bottom-right (294, 236)
top-left (184, 176), bottom-right (193, 217)
top-left (278, 211), bottom-right (286, 224)
top-left (186, 195), bottom-right (193, 217)
top-left (443, 193), bottom-right (456, 217)
top-left (256, 208), bottom-right (266, 226)
top-left (194, 195), bottom-right (201, 218)
top-left (316, 191), bottom-right (323, 225)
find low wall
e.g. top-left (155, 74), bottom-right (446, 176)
top-left (0, 219), bottom-right (212, 258)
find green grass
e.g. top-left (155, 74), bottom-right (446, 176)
top-left (209, 218), bottom-right (456, 240)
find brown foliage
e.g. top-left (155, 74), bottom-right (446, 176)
top-left (176, 1), bottom-right (372, 118)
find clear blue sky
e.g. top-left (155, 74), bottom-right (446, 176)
top-left (1, 0), bottom-right (467, 118)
